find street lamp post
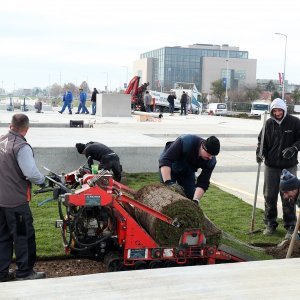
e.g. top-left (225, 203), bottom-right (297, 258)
top-left (225, 50), bottom-right (229, 104)
top-left (275, 32), bottom-right (287, 100)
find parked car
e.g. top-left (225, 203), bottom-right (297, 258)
top-left (207, 103), bottom-right (227, 116)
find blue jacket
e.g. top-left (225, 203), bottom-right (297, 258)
top-left (65, 91), bottom-right (73, 103)
top-left (159, 134), bottom-right (216, 191)
top-left (80, 91), bottom-right (87, 102)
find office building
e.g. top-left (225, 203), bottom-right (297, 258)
top-left (133, 44), bottom-right (257, 97)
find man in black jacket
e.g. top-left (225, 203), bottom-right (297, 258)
top-left (256, 98), bottom-right (300, 238)
top-left (91, 88), bottom-right (99, 115)
top-left (167, 92), bottom-right (176, 115)
top-left (159, 134), bottom-right (220, 205)
top-left (76, 142), bottom-right (122, 182)
top-left (180, 91), bottom-right (187, 115)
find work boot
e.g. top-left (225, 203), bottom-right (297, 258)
top-left (58, 111), bottom-right (62, 114)
top-left (284, 227), bottom-right (295, 240)
top-left (263, 226), bottom-right (276, 236)
top-left (75, 112), bottom-right (79, 114)
top-left (16, 270), bottom-right (46, 281)
top-left (0, 269), bottom-right (16, 282)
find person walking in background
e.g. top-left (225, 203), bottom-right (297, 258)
top-left (75, 88), bottom-right (89, 114)
top-left (167, 92), bottom-right (176, 115)
top-left (0, 114), bottom-right (46, 281)
top-left (91, 88), bottom-right (99, 115)
top-left (59, 90), bottom-right (73, 114)
top-left (256, 98), bottom-right (300, 239)
top-left (159, 134), bottom-right (220, 204)
top-left (180, 91), bottom-right (187, 115)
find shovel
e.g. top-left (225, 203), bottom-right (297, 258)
top-left (248, 111), bottom-right (268, 234)
top-left (286, 208), bottom-right (300, 258)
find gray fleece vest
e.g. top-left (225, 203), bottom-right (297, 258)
top-left (0, 130), bottom-right (31, 208)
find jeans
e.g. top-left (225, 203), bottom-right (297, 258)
top-left (91, 102), bottom-right (96, 115)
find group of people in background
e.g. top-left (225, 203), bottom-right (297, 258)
top-left (58, 88), bottom-right (99, 115)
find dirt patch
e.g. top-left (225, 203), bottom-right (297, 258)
top-left (265, 240), bottom-right (300, 259)
top-left (12, 259), bottom-right (108, 278)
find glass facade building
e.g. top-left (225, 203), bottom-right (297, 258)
top-left (140, 44), bottom-right (249, 92)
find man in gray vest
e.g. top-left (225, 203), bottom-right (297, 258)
top-left (0, 113), bottom-right (46, 281)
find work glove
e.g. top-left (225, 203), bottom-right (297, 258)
top-left (256, 147), bottom-right (265, 164)
top-left (256, 154), bottom-right (264, 164)
top-left (192, 199), bottom-right (200, 206)
top-left (282, 146), bottom-right (298, 160)
top-left (164, 180), bottom-right (185, 196)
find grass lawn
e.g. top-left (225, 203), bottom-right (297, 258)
top-left (31, 172), bottom-right (285, 260)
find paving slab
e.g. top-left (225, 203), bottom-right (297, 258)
top-left (1, 258), bottom-right (300, 299)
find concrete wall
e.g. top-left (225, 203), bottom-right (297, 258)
top-left (34, 146), bottom-right (163, 174)
top-left (96, 94), bottom-right (131, 117)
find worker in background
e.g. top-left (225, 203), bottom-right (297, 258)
top-left (180, 91), bottom-right (187, 115)
top-left (256, 98), bottom-right (300, 239)
top-left (279, 169), bottom-right (300, 240)
top-left (34, 98), bottom-right (43, 113)
top-left (144, 90), bottom-right (152, 112)
top-left (159, 134), bottom-right (220, 205)
top-left (58, 90), bottom-right (73, 114)
top-left (167, 92), bottom-right (176, 116)
top-left (91, 88), bottom-right (99, 115)
top-left (0, 114), bottom-right (46, 281)
top-left (76, 142), bottom-right (122, 182)
top-left (75, 88), bottom-right (89, 114)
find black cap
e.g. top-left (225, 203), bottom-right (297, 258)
top-left (279, 169), bottom-right (300, 192)
top-left (75, 143), bottom-right (85, 154)
top-left (203, 136), bottom-right (220, 156)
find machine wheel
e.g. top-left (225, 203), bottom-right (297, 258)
top-left (104, 252), bottom-right (122, 272)
top-left (134, 261), bottom-right (147, 270)
top-left (164, 260), bottom-right (177, 268)
top-left (149, 260), bottom-right (163, 269)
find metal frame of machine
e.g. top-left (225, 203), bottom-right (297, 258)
top-left (37, 165), bottom-right (245, 271)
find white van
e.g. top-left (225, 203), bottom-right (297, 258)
top-left (250, 101), bottom-right (270, 116)
top-left (207, 103), bottom-right (227, 116)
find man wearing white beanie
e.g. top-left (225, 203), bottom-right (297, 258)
top-left (256, 98), bottom-right (300, 239)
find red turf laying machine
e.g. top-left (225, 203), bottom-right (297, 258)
top-left (36, 163), bottom-right (247, 271)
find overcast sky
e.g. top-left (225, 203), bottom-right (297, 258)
top-left (1, 0), bottom-right (299, 92)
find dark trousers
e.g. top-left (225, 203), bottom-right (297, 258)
top-left (180, 102), bottom-right (187, 115)
top-left (0, 204), bottom-right (36, 279)
top-left (263, 165), bottom-right (297, 229)
top-left (159, 168), bottom-right (196, 200)
top-left (101, 155), bottom-right (122, 182)
top-left (169, 103), bottom-right (174, 114)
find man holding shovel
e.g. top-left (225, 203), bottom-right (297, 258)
top-left (256, 98), bottom-right (300, 239)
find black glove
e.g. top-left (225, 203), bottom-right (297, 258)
top-left (282, 146), bottom-right (298, 159)
top-left (256, 147), bottom-right (265, 164)
top-left (164, 180), bottom-right (185, 196)
top-left (37, 182), bottom-right (46, 188)
top-left (256, 154), bottom-right (264, 164)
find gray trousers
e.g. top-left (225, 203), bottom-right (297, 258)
top-left (263, 165), bottom-right (297, 229)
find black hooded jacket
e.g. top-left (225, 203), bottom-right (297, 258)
top-left (258, 113), bottom-right (300, 169)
